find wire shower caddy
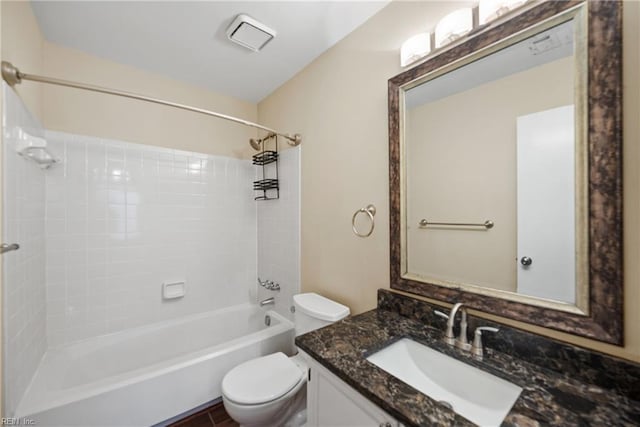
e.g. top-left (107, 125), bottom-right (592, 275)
top-left (253, 133), bottom-right (279, 200)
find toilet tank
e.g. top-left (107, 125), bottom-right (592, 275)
top-left (293, 293), bottom-right (350, 336)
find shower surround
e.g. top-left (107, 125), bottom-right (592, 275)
top-left (2, 85), bottom-right (301, 419)
top-left (43, 131), bottom-right (258, 346)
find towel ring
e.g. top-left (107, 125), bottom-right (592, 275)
top-left (352, 204), bottom-right (376, 238)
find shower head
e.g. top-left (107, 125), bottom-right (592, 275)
top-left (249, 138), bottom-right (262, 151)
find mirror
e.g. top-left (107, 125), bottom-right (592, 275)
top-left (389, 1), bottom-right (623, 344)
top-left (404, 12), bottom-right (586, 310)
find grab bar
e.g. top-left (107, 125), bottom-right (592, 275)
top-left (418, 219), bottom-right (494, 229)
top-left (0, 243), bottom-right (20, 254)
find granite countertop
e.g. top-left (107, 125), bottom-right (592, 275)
top-left (295, 308), bottom-right (640, 427)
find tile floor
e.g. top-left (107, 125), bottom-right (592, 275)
top-left (168, 401), bottom-right (238, 427)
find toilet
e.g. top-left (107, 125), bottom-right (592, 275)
top-left (222, 293), bottom-right (350, 427)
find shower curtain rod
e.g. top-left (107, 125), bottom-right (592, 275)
top-left (1, 61), bottom-right (302, 146)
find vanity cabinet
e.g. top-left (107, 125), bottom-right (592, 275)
top-left (301, 351), bottom-right (401, 427)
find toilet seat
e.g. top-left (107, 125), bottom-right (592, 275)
top-left (222, 352), bottom-right (305, 405)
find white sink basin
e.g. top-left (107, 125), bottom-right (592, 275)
top-left (366, 338), bottom-right (522, 426)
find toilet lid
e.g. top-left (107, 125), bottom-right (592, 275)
top-left (294, 293), bottom-right (350, 322)
top-left (222, 352), bottom-right (304, 405)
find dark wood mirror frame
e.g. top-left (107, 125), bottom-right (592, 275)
top-left (388, 0), bottom-right (623, 345)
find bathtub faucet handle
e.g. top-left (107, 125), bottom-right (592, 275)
top-left (266, 281), bottom-right (280, 291)
top-left (258, 278), bottom-right (280, 291)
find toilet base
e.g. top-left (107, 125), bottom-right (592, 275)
top-left (224, 383), bottom-right (306, 427)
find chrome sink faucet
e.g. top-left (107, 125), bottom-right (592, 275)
top-left (434, 303), bottom-right (471, 351)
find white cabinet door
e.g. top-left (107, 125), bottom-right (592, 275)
top-left (301, 351), bottom-right (398, 427)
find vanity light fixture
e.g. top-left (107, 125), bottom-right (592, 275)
top-left (434, 8), bottom-right (474, 49)
top-left (400, 33), bottom-right (432, 67)
top-left (478, 0), bottom-right (527, 25)
top-left (398, 2), bottom-right (531, 66)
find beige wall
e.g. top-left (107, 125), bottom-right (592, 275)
top-left (42, 42), bottom-right (258, 159)
top-left (258, 1), bottom-right (464, 316)
top-left (259, 1), bottom-right (640, 363)
top-left (406, 57), bottom-right (573, 291)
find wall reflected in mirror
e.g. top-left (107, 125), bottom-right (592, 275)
top-left (403, 17), bottom-right (586, 307)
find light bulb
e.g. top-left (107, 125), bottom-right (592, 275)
top-left (479, 0), bottom-right (527, 25)
top-left (400, 33), bottom-right (432, 67)
top-left (435, 8), bottom-right (474, 49)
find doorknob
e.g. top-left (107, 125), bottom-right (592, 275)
top-left (520, 256), bottom-right (532, 266)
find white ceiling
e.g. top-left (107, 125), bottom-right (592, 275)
top-left (30, 1), bottom-right (390, 103)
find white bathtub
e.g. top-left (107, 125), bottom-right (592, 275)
top-left (15, 304), bottom-right (295, 426)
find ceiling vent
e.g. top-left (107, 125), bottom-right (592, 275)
top-left (226, 14), bottom-right (276, 52)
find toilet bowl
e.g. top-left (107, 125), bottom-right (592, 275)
top-left (222, 293), bottom-right (349, 427)
top-left (222, 353), bottom-right (308, 427)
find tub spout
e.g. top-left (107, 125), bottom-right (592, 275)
top-left (260, 297), bottom-right (275, 307)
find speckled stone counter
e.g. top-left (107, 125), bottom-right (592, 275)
top-left (295, 290), bottom-right (640, 427)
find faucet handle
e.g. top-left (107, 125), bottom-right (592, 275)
top-left (434, 310), bottom-right (449, 320)
top-left (475, 326), bottom-right (499, 335)
top-left (471, 326), bottom-right (499, 359)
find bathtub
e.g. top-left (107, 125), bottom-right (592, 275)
top-left (15, 304), bottom-right (295, 426)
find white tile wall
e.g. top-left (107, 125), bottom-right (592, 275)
top-left (2, 87), bottom-right (301, 414)
top-left (256, 147), bottom-right (301, 319)
top-left (2, 84), bottom-right (48, 416)
top-left (44, 131), bottom-right (257, 346)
